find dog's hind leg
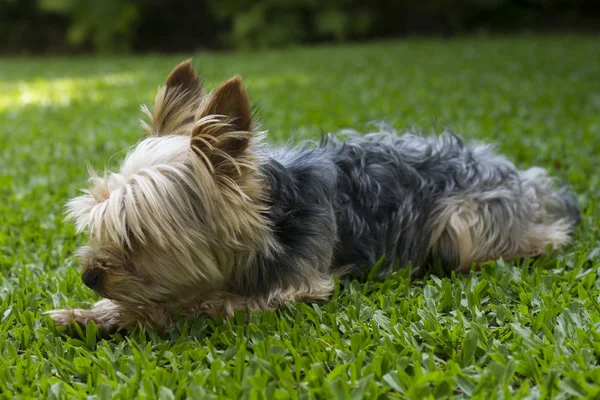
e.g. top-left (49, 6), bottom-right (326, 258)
top-left (427, 168), bottom-right (579, 272)
top-left (515, 167), bottom-right (580, 258)
top-left (427, 188), bottom-right (524, 272)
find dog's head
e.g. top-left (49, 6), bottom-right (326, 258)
top-left (67, 61), bottom-right (272, 307)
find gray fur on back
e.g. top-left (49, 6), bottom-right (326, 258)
top-left (257, 125), bottom-right (580, 286)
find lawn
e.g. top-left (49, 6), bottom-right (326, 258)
top-left (1, 35), bottom-right (599, 399)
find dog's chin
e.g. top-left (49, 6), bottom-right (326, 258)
top-left (93, 288), bottom-right (109, 299)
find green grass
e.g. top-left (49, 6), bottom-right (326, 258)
top-left (1, 35), bottom-right (600, 399)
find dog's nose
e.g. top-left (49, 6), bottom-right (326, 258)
top-left (82, 270), bottom-right (103, 290)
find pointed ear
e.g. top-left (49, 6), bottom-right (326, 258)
top-left (142, 59), bottom-right (204, 136)
top-left (197, 76), bottom-right (253, 133)
top-left (191, 76), bottom-right (256, 173)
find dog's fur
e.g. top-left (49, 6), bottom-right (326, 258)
top-left (48, 61), bottom-right (580, 333)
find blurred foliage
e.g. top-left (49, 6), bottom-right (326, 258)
top-left (0, 0), bottom-right (69, 54)
top-left (0, 0), bottom-right (598, 53)
top-left (208, 0), bottom-right (377, 50)
top-left (39, 0), bottom-right (138, 53)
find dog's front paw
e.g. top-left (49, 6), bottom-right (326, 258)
top-left (46, 308), bottom-right (81, 326)
top-left (45, 299), bottom-right (126, 334)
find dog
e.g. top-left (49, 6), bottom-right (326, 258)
top-left (47, 60), bottom-right (580, 333)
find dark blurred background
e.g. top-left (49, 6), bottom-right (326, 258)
top-left (2, 0), bottom-right (599, 54)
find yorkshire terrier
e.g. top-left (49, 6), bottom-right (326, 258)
top-left (48, 60), bottom-right (580, 333)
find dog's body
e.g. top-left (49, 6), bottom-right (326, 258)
top-left (48, 61), bottom-right (580, 333)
